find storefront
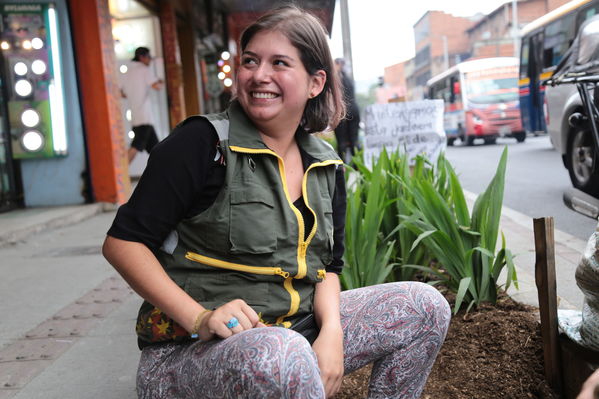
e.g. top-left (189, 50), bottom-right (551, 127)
top-left (0, 1), bottom-right (86, 210)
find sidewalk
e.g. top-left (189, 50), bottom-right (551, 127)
top-left (0, 196), bottom-right (589, 398)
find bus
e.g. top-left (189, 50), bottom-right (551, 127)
top-left (519, 0), bottom-right (599, 135)
top-left (426, 57), bottom-right (524, 146)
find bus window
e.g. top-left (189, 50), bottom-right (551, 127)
top-left (430, 77), bottom-right (448, 101)
top-left (532, 32), bottom-right (544, 77)
top-left (520, 40), bottom-right (529, 79)
top-left (543, 14), bottom-right (575, 69)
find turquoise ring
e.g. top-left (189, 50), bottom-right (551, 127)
top-left (226, 317), bottom-right (239, 329)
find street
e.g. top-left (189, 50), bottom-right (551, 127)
top-left (444, 134), bottom-right (598, 241)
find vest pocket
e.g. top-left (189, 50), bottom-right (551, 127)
top-left (185, 273), bottom-right (270, 312)
top-left (229, 188), bottom-right (277, 254)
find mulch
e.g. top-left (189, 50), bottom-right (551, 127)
top-left (336, 291), bottom-right (558, 399)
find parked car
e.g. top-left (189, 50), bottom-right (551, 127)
top-left (546, 14), bottom-right (599, 197)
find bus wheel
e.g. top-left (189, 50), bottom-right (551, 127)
top-left (447, 137), bottom-right (456, 146)
top-left (567, 128), bottom-right (599, 197)
top-left (466, 135), bottom-right (475, 146)
top-left (514, 132), bottom-right (526, 143)
top-left (484, 137), bottom-right (497, 145)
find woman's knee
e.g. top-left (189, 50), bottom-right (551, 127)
top-left (416, 282), bottom-right (451, 331)
top-left (382, 282), bottom-right (451, 333)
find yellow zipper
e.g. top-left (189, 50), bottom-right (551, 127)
top-left (227, 145), bottom-right (341, 322)
top-left (185, 251), bottom-right (290, 278)
top-left (299, 160), bottom-right (342, 279)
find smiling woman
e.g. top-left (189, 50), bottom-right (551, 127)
top-left (102, 5), bottom-right (450, 399)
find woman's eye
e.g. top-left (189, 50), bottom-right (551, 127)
top-left (242, 57), bottom-right (257, 65)
top-left (273, 60), bottom-right (288, 67)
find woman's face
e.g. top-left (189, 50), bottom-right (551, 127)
top-left (236, 29), bottom-right (325, 132)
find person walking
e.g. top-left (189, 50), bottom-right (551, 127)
top-left (334, 58), bottom-right (360, 163)
top-left (103, 6), bottom-right (450, 398)
top-left (121, 46), bottom-right (164, 163)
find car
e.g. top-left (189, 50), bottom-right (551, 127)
top-left (546, 14), bottom-right (599, 197)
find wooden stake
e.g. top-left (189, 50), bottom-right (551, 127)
top-left (533, 217), bottom-right (562, 394)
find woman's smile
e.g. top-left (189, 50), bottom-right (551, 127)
top-left (251, 91), bottom-right (279, 99)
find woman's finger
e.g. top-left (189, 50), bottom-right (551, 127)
top-left (226, 316), bottom-right (244, 334)
top-left (234, 311), bottom-right (253, 331)
top-left (239, 301), bottom-right (260, 326)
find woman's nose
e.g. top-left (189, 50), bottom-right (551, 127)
top-left (253, 63), bottom-right (272, 82)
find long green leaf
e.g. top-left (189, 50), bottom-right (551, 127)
top-left (454, 277), bottom-right (472, 314)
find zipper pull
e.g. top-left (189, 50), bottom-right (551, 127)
top-left (317, 269), bottom-right (326, 280)
top-left (274, 268), bottom-right (290, 278)
top-left (300, 242), bottom-right (307, 254)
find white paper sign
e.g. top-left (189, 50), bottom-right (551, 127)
top-left (363, 100), bottom-right (446, 165)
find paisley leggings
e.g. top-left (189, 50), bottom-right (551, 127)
top-left (136, 282), bottom-right (451, 398)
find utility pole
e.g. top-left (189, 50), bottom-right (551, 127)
top-left (340, 0), bottom-right (354, 80)
top-left (512, 0), bottom-right (519, 58)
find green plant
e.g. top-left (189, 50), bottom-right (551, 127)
top-left (340, 154), bottom-right (396, 290)
top-left (399, 147), bottom-right (517, 313)
top-left (351, 149), bottom-right (434, 281)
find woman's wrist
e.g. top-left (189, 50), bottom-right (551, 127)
top-left (318, 320), bottom-right (343, 334)
top-left (190, 309), bottom-right (212, 338)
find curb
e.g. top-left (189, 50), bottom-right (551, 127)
top-left (0, 202), bottom-right (114, 247)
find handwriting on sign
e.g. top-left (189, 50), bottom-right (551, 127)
top-left (363, 100), bottom-right (446, 166)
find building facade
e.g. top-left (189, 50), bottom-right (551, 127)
top-left (409, 11), bottom-right (475, 100)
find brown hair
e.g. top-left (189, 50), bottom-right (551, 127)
top-left (239, 5), bottom-right (345, 133)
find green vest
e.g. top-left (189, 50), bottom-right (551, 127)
top-left (136, 102), bottom-right (342, 344)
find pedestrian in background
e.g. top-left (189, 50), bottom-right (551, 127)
top-left (121, 46), bottom-right (164, 163)
top-left (103, 6), bottom-right (450, 398)
top-left (334, 57), bottom-right (360, 163)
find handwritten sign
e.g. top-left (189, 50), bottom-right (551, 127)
top-left (363, 100), bottom-right (446, 165)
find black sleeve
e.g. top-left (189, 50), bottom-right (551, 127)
top-left (107, 117), bottom-right (219, 249)
top-left (326, 165), bottom-right (347, 274)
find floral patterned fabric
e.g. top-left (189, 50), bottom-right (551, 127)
top-left (136, 307), bottom-right (190, 344)
top-left (136, 282), bottom-right (451, 398)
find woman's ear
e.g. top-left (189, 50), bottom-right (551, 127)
top-left (309, 70), bottom-right (326, 98)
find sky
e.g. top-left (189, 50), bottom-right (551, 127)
top-left (328, 0), bottom-right (513, 93)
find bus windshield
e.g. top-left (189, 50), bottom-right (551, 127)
top-left (464, 66), bottom-right (519, 104)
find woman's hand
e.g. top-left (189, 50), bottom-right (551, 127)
top-left (197, 299), bottom-right (266, 341)
top-left (578, 368), bottom-right (599, 399)
top-left (312, 324), bottom-right (344, 398)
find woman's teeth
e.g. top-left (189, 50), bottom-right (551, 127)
top-left (252, 92), bottom-right (277, 99)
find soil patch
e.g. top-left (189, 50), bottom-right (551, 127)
top-left (337, 291), bottom-right (558, 398)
